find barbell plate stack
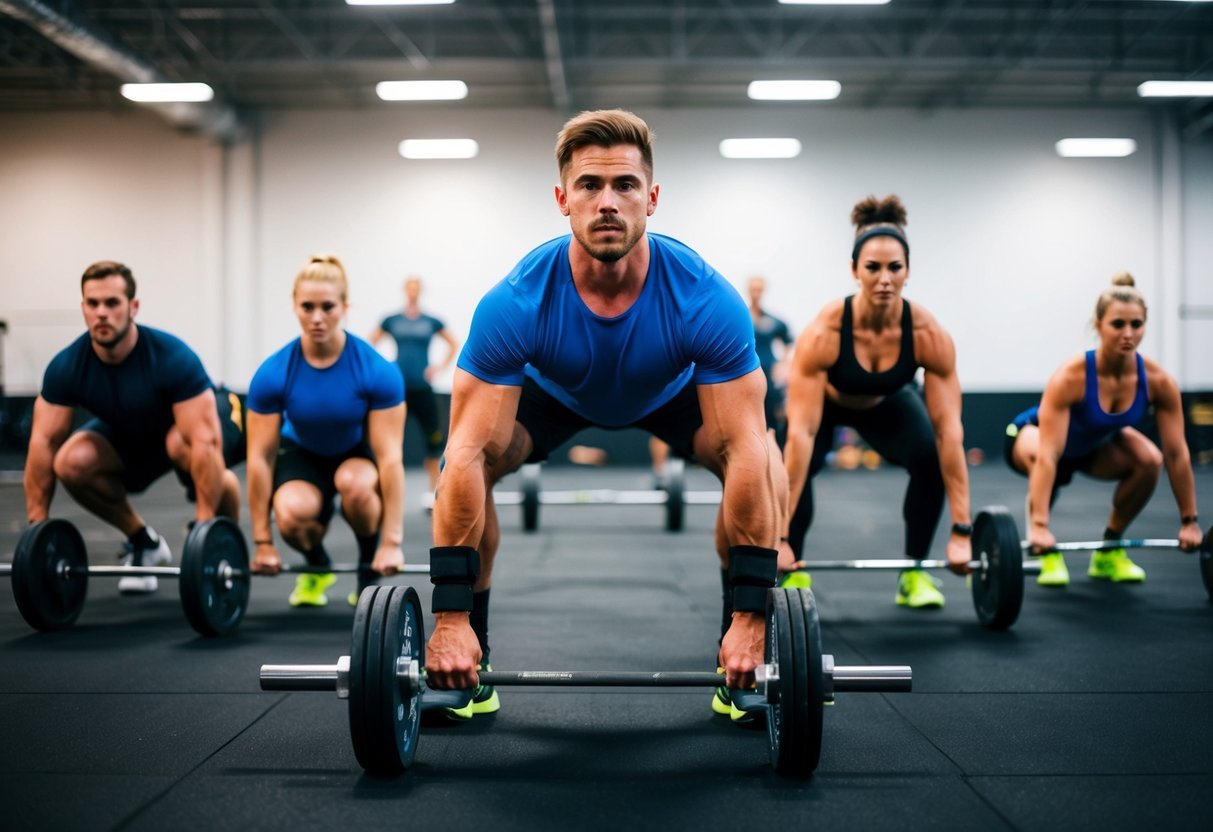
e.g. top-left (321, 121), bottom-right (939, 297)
top-left (349, 586), bottom-right (423, 774)
top-left (797, 588), bottom-right (826, 772)
top-left (970, 507), bottom-right (1024, 631)
top-left (520, 463), bottom-right (541, 533)
top-left (12, 519), bottom-right (89, 632)
top-left (664, 459), bottom-right (685, 533)
top-left (179, 517), bottom-right (250, 637)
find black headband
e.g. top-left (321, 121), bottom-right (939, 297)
top-left (851, 225), bottom-right (909, 265)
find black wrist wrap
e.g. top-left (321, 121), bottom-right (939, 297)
top-left (728, 545), bottom-right (778, 613)
top-left (430, 546), bottom-right (481, 613)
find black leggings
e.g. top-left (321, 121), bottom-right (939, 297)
top-left (788, 386), bottom-right (944, 560)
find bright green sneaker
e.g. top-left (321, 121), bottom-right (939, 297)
top-left (1088, 549), bottom-right (1145, 583)
top-left (444, 662), bottom-right (501, 720)
top-left (1036, 552), bottom-right (1070, 587)
top-left (288, 573), bottom-right (336, 607)
top-left (347, 591), bottom-right (359, 607)
top-left (895, 569), bottom-right (944, 608)
top-left (779, 570), bottom-right (812, 590)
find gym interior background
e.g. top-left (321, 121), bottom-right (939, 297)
top-left (1, 2), bottom-right (1212, 831)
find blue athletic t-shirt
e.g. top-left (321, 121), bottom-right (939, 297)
top-left (247, 333), bottom-right (404, 457)
top-left (379, 312), bottom-right (444, 389)
top-left (41, 325), bottom-right (212, 442)
top-left (458, 233), bottom-right (759, 427)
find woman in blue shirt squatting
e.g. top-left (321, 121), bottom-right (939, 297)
top-left (1005, 272), bottom-right (1201, 587)
top-left (245, 255), bottom-right (407, 608)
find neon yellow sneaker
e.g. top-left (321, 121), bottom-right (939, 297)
top-left (779, 571), bottom-right (812, 590)
top-left (895, 569), bottom-right (944, 608)
top-left (347, 591), bottom-right (359, 607)
top-left (1088, 549), bottom-right (1145, 582)
top-left (1036, 552), bottom-right (1070, 587)
top-left (444, 662), bottom-right (501, 720)
top-left (710, 668), bottom-right (763, 724)
top-left (288, 573), bottom-right (336, 607)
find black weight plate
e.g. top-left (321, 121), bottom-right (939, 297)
top-left (795, 587), bottom-right (825, 772)
top-left (766, 588), bottom-right (799, 775)
top-left (1200, 525), bottom-right (1213, 602)
top-left (179, 517), bottom-right (250, 636)
top-left (382, 587), bottom-right (423, 770)
top-left (12, 519), bottom-right (88, 631)
top-left (970, 507), bottom-right (1024, 630)
top-left (780, 588), bottom-right (815, 777)
top-left (664, 461), bottom-right (685, 533)
top-left (348, 586), bottom-right (380, 772)
top-left (521, 464), bottom-right (540, 533)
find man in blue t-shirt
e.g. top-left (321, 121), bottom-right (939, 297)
top-left (369, 276), bottom-right (459, 493)
top-left (424, 110), bottom-right (788, 726)
top-left (24, 261), bottom-right (242, 594)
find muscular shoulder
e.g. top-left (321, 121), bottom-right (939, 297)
top-left (139, 325), bottom-right (201, 360)
top-left (795, 300), bottom-right (845, 373)
top-left (1141, 355), bottom-right (1179, 404)
top-left (1042, 354), bottom-right (1088, 406)
top-left (907, 303), bottom-right (955, 375)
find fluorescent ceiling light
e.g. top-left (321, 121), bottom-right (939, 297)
top-left (779, 1), bottom-right (891, 5)
top-left (719, 138), bottom-right (802, 159)
top-left (1137, 80), bottom-right (1213, 97)
top-left (748, 80), bottom-right (841, 101)
top-left (120, 82), bottom-right (214, 103)
top-left (399, 139), bottom-right (479, 159)
top-left (1055, 138), bottom-right (1137, 158)
top-left (377, 80), bottom-right (468, 101)
top-left (348, 1), bottom-right (455, 6)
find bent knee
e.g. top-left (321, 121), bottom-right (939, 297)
top-left (53, 441), bottom-right (103, 484)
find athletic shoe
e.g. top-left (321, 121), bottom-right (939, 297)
top-left (444, 661), bottom-right (501, 720)
top-left (779, 570), bottom-right (812, 590)
top-left (118, 529), bottom-right (172, 595)
top-left (1088, 549), bottom-right (1145, 583)
top-left (288, 573), bottom-right (337, 607)
top-left (710, 668), bottom-right (765, 724)
top-left (895, 569), bottom-right (944, 608)
top-left (347, 591), bottom-right (359, 607)
top-left (1036, 552), bottom-right (1070, 587)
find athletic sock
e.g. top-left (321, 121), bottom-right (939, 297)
top-left (355, 533), bottom-right (380, 592)
top-left (1103, 526), bottom-right (1122, 541)
top-left (127, 526), bottom-right (158, 551)
top-left (303, 544), bottom-right (332, 569)
top-left (719, 568), bottom-right (733, 645)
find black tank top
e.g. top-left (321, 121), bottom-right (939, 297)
top-left (826, 295), bottom-right (918, 396)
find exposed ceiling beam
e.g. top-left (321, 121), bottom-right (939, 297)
top-left (536, 0), bottom-right (569, 112)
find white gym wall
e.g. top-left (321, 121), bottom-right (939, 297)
top-left (1, 105), bottom-right (1208, 394)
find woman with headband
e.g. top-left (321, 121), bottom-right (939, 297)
top-left (1005, 272), bottom-right (1201, 586)
top-left (782, 195), bottom-right (972, 609)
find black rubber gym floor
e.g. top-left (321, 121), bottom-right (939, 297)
top-left (1, 463), bottom-right (1211, 831)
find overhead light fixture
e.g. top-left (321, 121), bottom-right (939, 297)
top-left (779, 1), bottom-right (891, 5)
top-left (120, 82), bottom-right (214, 103)
top-left (377, 80), bottom-right (468, 101)
top-left (747, 80), bottom-right (841, 101)
top-left (347, 1), bottom-right (455, 6)
top-left (399, 139), bottom-right (479, 159)
top-left (1137, 80), bottom-right (1213, 97)
top-left (1055, 138), bottom-right (1137, 158)
top-left (719, 138), bottom-right (802, 159)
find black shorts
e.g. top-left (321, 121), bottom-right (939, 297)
top-left (1002, 421), bottom-right (1097, 495)
top-left (272, 438), bottom-right (374, 526)
top-left (405, 385), bottom-right (444, 456)
top-left (82, 385), bottom-right (248, 497)
top-left (516, 375), bottom-right (703, 464)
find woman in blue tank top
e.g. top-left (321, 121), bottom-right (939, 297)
top-left (783, 195), bottom-right (973, 611)
top-left (1005, 273), bottom-right (1201, 586)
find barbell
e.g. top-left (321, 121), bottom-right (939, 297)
top-left (259, 584), bottom-right (912, 778)
top-left (790, 508), bottom-right (1213, 631)
top-left (2, 517), bottom-right (429, 636)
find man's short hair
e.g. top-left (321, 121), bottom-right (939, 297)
top-left (81, 261), bottom-right (136, 299)
top-left (555, 109), bottom-right (654, 183)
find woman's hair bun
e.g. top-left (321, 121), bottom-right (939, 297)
top-left (852, 194), bottom-right (908, 229)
